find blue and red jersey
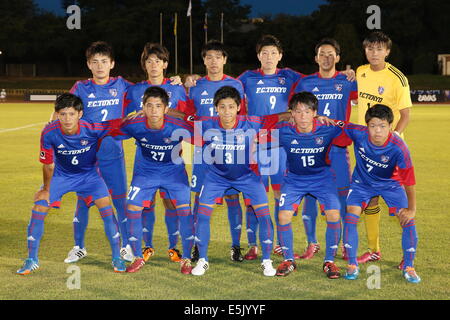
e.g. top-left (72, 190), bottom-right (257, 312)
top-left (344, 123), bottom-right (415, 188)
top-left (275, 119), bottom-right (350, 177)
top-left (70, 76), bottom-right (133, 161)
top-left (39, 119), bottom-right (115, 176)
top-left (185, 75), bottom-right (246, 116)
top-left (190, 114), bottom-right (279, 180)
top-left (292, 72), bottom-right (358, 121)
top-left (111, 115), bottom-right (193, 175)
top-left (238, 68), bottom-right (303, 116)
top-left (124, 78), bottom-right (188, 114)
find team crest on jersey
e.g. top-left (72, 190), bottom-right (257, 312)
top-left (80, 140), bottom-right (88, 146)
top-left (381, 155), bottom-right (390, 163)
top-left (335, 84), bottom-right (343, 92)
top-left (109, 88), bottom-right (118, 97)
top-left (212, 136), bottom-right (219, 141)
top-left (278, 77), bottom-right (286, 85)
top-left (167, 91), bottom-right (172, 98)
top-left (378, 86), bottom-right (385, 95)
top-left (163, 137), bottom-right (172, 144)
top-left (315, 137), bottom-right (324, 145)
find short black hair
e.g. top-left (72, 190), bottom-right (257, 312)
top-left (214, 86), bottom-right (241, 107)
top-left (363, 31), bottom-right (392, 50)
top-left (201, 40), bottom-right (228, 59)
top-left (142, 86), bottom-right (169, 107)
top-left (256, 34), bottom-right (283, 54)
top-left (365, 104), bottom-right (394, 124)
top-left (86, 41), bottom-right (115, 61)
top-left (55, 93), bottom-right (83, 112)
top-left (315, 38), bottom-right (341, 56)
top-left (288, 91), bottom-right (318, 112)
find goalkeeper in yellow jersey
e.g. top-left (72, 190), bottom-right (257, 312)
top-left (355, 31), bottom-right (412, 264)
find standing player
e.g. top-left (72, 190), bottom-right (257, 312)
top-left (111, 87), bottom-right (195, 274)
top-left (187, 86), bottom-right (291, 276)
top-left (124, 43), bottom-right (188, 263)
top-left (274, 92), bottom-right (350, 279)
top-left (292, 38), bottom-right (358, 259)
top-left (17, 93), bottom-right (126, 275)
top-left (65, 41), bottom-right (134, 264)
top-left (184, 40), bottom-right (247, 262)
top-left (355, 31), bottom-right (413, 263)
top-left (341, 104), bottom-right (419, 283)
top-left (237, 35), bottom-right (303, 260)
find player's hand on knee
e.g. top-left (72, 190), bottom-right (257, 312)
top-left (397, 208), bottom-right (415, 226)
top-left (34, 190), bottom-right (50, 203)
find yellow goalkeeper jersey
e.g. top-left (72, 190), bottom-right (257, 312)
top-left (356, 62), bottom-right (412, 129)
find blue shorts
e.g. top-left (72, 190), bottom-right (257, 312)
top-left (127, 166), bottom-right (191, 208)
top-left (98, 156), bottom-right (127, 200)
top-left (279, 172), bottom-right (341, 212)
top-left (199, 169), bottom-right (268, 206)
top-left (347, 182), bottom-right (408, 215)
top-left (329, 146), bottom-right (351, 197)
top-left (48, 169), bottom-right (110, 208)
top-left (191, 146), bottom-right (239, 197)
top-left (258, 146), bottom-right (286, 192)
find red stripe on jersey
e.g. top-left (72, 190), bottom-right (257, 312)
top-left (390, 136), bottom-right (413, 167)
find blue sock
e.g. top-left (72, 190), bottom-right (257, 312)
top-left (302, 195), bottom-right (318, 244)
top-left (177, 207), bottom-right (194, 259)
top-left (126, 208), bottom-right (143, 258)
top-left (27, 210), bottom-right (48, 261)
top-left (195, 204), bottom-right (214, 261)
top-left (225, 198), bottom-right (243, 247)
top-left (338, 190), bottom-right (348, 243)
top-left (246, 206), bottom-right (258, 246)
top-left (254, 205), bottom-right (274, 260)
top-left (325, 221), bottom-right (341, 262)
top-left (274, 198), bottom-right (280, 245)
top-left (402, 219), bottom-right (418, 269)
top-left (112, 197), bottom-right (128, 247)
top-left (142, 204), bottom-right (155, 248)
top-left (277, 222), bottom-right (294, 260)
top-left (73, 198), bottom-right (89, 249)
top-left (343, 213), bottom-right (360, 265)
top-left (99, 206), bottom-right (121, 259)
top-left (165, 208), bottom-right (179, 249)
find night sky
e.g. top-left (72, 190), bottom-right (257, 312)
top-left (34, 0), bottom-right (327, 17)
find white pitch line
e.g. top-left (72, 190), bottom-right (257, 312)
top-left (0, 122), bottom-right (47, 134)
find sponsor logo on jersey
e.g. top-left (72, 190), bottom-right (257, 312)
top-left (141, 143), bottom-right (174, 151)
top-left (291, 139), bottom-right (299, 145)
top-left (211, 143), bottom-right (245, 151)
top-left (359, 147), bottom-right (365, 153)
top-left (255, 87), bottom-right (287, 94)
top-left (80, 140), bottom-right (88, 146)
top-left (315, 93), bottom-right (343, 100)
top-left (315, 136), bottom-right (324, 145)
top-left (163, 137), bottom-right (172, 144)
top-left (378, 86), bottom-right (385, 95)
top-left (140, 137), bottom-right (148, 142)
top-left (57, 146), bottom-right (92, 155)
top-left (58, 144), bottom-right (65, 149)
top-left (358, 150), bottom-right (389, 168)
top-left (380, 155), bottom-right (390, 163)
top-left (359, 92), bottom-right (383, 103)
top-left (335, 84), bottom-right (343, 92)
top-left (312, 87), bottom-right (320, 92)
top-left (200, 98), bottom-right (214, 104)
top-left (361, 73), bottom-right (366, 78)
top-left (201, 90), bottom-right (209, 96)
top-left (212, 136), bottom-right (219, 141)
top-left (257, 79), bottom-right (264, 85)
top-left (278, 77), bottom-right (286, 85)
top-left (290, 147), bottom-right (325, 154)
top-left (87, 99), bottom-right (120, 107)
top-left (109, 88), bottom-right (118, 97)
top-left (88, 93), bottom-right (96, 98)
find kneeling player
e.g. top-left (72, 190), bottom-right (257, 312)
top-left (17, 93), bottom-right (126, 275)
top-left (185, 86), bottom-right (291, 276)
top-left (342, 104), bottom-right (420, 283)
top-left (274, 92), bottom-right (350, 279)
top-left (111, 86), bottom-right (195, 274)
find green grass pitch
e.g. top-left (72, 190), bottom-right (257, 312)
top-left (0, 102), bottom-right (449, 300)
